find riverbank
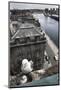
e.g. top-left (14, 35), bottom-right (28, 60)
top-left (49, 15), bottom-right (59, 21)
top-left (45, 33), bottom-right (58, 55)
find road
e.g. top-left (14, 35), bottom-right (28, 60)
top-left (46, 43), bottom-right (57, 66)
top-left (45, 33), bottom-right (58, 66)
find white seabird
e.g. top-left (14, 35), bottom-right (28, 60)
top-left (21, 59), bottom-right (33, 74)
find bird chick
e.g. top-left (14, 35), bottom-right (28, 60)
top-left (20, 75), bottom-right (27, 84)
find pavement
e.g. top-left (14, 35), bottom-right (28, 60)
top-left (45, 34), bottom-right (58, 55)
top-left (46, 41), bottom-right (58, 66)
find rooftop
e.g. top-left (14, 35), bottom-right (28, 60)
top-left (11, 23), bottom-right (43, 40)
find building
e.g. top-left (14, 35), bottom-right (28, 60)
top-left (10, 9), bottom-right (40, 27)
top-left (10, 22), bottom-right (46, 75)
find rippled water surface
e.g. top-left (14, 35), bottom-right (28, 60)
top-left (33, 14), bottom-right (59, 48)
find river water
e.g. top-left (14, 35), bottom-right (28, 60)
top-left (33, 14), bottom-right (59, 48)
